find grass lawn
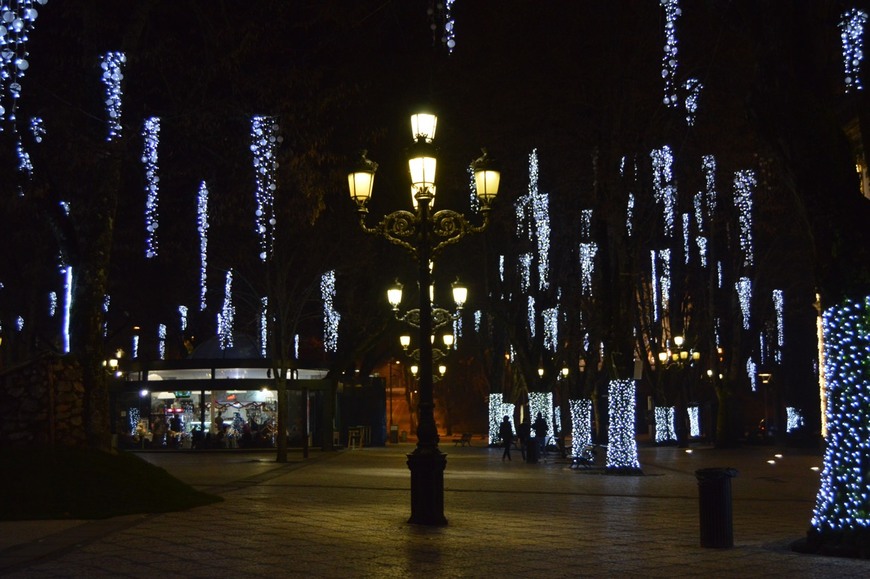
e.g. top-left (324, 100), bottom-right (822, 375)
top-left (0, 448), bottom-right (222, 520)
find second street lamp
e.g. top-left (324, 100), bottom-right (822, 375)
top-left (348, 111), bottom-right (500, 526)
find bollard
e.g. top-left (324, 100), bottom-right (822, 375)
top-left (695, 467), bottom-right (738, 548)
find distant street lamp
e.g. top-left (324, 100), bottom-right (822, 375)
top-left (348, 111), bottom-right (500, 525)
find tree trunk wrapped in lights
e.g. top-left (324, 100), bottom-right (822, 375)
top-left (605, 379), bottom-right (642, 474)
top-left (802, 297), bottom-right (870, 557)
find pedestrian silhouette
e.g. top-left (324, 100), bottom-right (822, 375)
top-left (533, 412), bottom-right (548, 455)
top-left (499, 416), bottom-right (514, 461)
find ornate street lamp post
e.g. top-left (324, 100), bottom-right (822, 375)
top-left (348, 111), bottom-right (500, 525)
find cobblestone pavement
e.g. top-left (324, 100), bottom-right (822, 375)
top-left (1, 443), bottom-right (868, 578)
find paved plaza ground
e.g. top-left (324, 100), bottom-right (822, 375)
top-left (1, 441), bottom-right (868, 577)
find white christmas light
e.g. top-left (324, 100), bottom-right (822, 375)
top-left (682, 213), bottom-right (690, 264)
top-left (527, 295), bottom-right (536, 338)
top-left (840, 9), bottom-right (868, 92)
top-left (737, 276), bottom-right (752, 330)
top-left (660, 0), bottom-right (682, 107)
top-left (519, 253), bottom-right (532, 292)
top-left (688, 406), bottom-right (700, 437)
top-left (812, 297), bottom-right (870, 534)
top-left (529, 391), bottom-right (555, 443)
top-left (569, 398), bottom-right (592, 457)
top-left (651, 250), bottom-right (659, 322)
top-left (62, 265), bottom-right (72, 354)
top-left (651, 146), bottom-right (677, 237)
top-left (683, 77), bottom-right (702, 124)
top-left (702, 154), bottom-right (718, 220)
top-left (142, 117), bottom-right (160, 258)
top-left (747, 357), bottom-right (757, 392)
top-left (786, 407), bottom-right (804, 433)
top-left (606, 379), bottom-right (642, 472)
top-left (218, 269), bottom-right (234, 350)
top-left (321, 269), bottom-right (339, 352)
top-left (626, 192), bottom-right (635, 237)
top-left (488, 393), bottom-right (516, 445)
top-left (655, 406), bottom-right (676, 443)
top-left (251, 116), bottom-right (280, 262)
top-left (474, 310), bottom-right (482, 333)
top-left (773, 289), bottom-right (784, 363)
top-left (533, 195), bottom-right (550, 291)
top-left (659, 248), bottom-right (671, 314)
top-left (0, 1), bottom-right (43, 128)
top-left (579, 242), bottom-right (598, 296)
top-left (543, 306), bottom-right (558, 352)
top-left (178, 305), bottom-right (188, 332)
top-left (158, 323), bottom-right (166, 360)
top-left (733, 170), bottom-right (755, 267)
top-left (99, 51), bottom-right (126, 140)
top-left (48, 290), bottom-right (56, 317)
top-left (260, 296), bottom-right (268, 357)
top-left (196, 182), bottom-right (209, 310)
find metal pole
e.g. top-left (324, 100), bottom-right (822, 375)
top-left (406, 195), bottom-right (447, 525)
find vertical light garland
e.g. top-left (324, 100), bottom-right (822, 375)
top-left (48, 291), bottom-right (56, 317)
top-left (651, 146), bottom-right (677, 237)
top-left (218, 269), bottom-right (234, 350)
top-left (259, 296), bottom-right (268, 358)
top-left (733, 170), bottom-right (756, 267)
top-left (682, 213), bottom-right (691, 264)
top-left (569, 398), bottom-right (592, 457)
top-left (773, 289), bottom-right (784, 363)
top-left (251, 116), bottom-right (280, 262)
top-left (0, 0), bottom-right (43, 128)
top-left (532, 195), bottom-right (550, 290)
top-left (747, 357), bottom-right (758, 392)
top-left (660, 0), bottom-right (681, 107)
top-left (178, 305), bottom-right (188, 332)
top-left (142, 117), bottom-right (160, 258)
top-left (839, 8), bottom-right (868, 92)
top-left (543, 306), bottom-right (558, 352)
top-left (737, 276), bottom-right (752, 330)
top-left (527, 295), bottom-right (536, 338)
top-left (61, 265), bottom-right (72, 354)
top-left (467, 164), bottom-right (480, 214)
top-left (650, 250), bottom-right (660, 322)
top-left (683, 77), bottom-right (702, 124)
top-left (658, 248), bottom-right (672, 315)
top-left (626, 192), bottom-right (635, 237)
top-left (99, 51), bottom-right (126, 141)
top-left (158, 323), bottom-right (166, 360)
top-left (605, 379), bottom-right (642, 472)
top-left (321, 269), bottom-right (339, 352)
top-left (580, 209), bottom-right (597, 296)
top-left (519, 253), bottom-right (532, 292)
top-left (474, 310), bottom-right (482, 333)
top-left (197, 181), bottom-right (209, 311)
top-left (811, 297), bottom-right (870, 540)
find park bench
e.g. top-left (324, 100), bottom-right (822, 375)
top-left (452, 433), bottom-right (473, 447)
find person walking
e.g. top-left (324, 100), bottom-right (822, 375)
top-left (499, 416), bottom-right (514, 461)
top-left (533, 412), bottom-right (548, 456)
top-left (517, 418), bottom-right (531, 462)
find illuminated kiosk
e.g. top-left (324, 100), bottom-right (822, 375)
top-left (111, 338), bottom-right (336, 451)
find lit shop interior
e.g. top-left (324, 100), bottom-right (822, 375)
top-left (111, 361), bottom-right (335, 450)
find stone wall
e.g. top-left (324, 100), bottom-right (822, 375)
top-left (0, 355), bottom-right (87, 448)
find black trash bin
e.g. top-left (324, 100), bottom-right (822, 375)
top-left (695, 467), bottom-right (738, 548)
top-left (526, 439), bottom-right (539, 463)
